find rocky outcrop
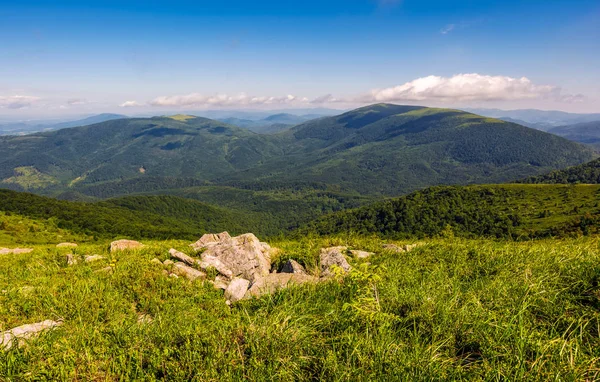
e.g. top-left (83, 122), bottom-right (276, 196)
top-left (191, 233), bottom-right (274, 282)
top-left (0, 248), bottom-right (33, 255)
top-left (246, 273), bottom-right (317, 298)
top-left (224, 278), bottom-right (250, 303)
top-left (1, 320), bottom-right (63, 350)
top-left (320, 246), bottom-right (352, 277)
top-left (110, 240), bottom-right (144, 253)
top-left (279, 259), bottom-right (307, 274)
top-left (56, 242), bottom-right (77, 248)
top-left (190, 232), bottom-right (231, 251)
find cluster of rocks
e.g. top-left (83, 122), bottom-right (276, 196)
top-left (156, 232), bottom-right (376, 304)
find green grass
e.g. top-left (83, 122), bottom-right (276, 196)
top-left (2, 236), bottom-right (600, 380)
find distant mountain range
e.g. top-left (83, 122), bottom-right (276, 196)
top-left (465, 108), bottom-right (600, 131)
top-left (0, 104), bottom-right (594, 199)
top-left (217, 113), bottom-right (325, 134)
top-left (0, 113), bottom-right (127, 135)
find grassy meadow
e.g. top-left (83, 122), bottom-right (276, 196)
top-left (2, 236), bottom-right (600, 380)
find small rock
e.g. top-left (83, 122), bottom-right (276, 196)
top-left (163, 259), bottom-right (174, 266)
top-left (137, 314), bottom-right (153, 324)
top-left (350, 250), bottom-right (374, 259)
top-left (382, 244), bottom-right (404, 253)
top-left (169, 248), bottom-right (196, 265)
top-left (110, 240), bottom-right (144, 253)
top-left (224, 277), bottom-right (250, 303)
top-left (320, 246), bottom-right (352, 277)
top-left (171, 262), bottom-right (206, 281)
top-left (212, 275), bottom-right (230, 290)
top-left (279, 259), bottom-right (307, 274)
top-left (84, 255), bottom-right (104, 263)
top-left (246, 273), bottom-right (318, 298)
top-left (1, 320), bottom-right (63, 350)
top-left (0, 248), bottom-right (34, 255)
top-left (56, 242), bottom-right (77, 248)
top-left (150, 258), bottom-right (162, 265)
top-left (95, 266), bottom-right (113, 274)
top-left (66, 254), bottom-right (78, 266)
top-left (169, 273), bottom-right (179, 279)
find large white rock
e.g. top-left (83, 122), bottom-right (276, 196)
top-left (1, 320), bottom-right (63, 350)
top-left (224, 277), bottom-right (251, 303)
top-left (193, 233), bottom-right (274, 282)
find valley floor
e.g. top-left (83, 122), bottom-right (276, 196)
top-left (1, 236), bottom-right (600, 380)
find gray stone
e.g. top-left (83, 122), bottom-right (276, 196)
top-left (172, 262), bottom-right (206, 281)
top-left (279, 259), bottom-right (307, 274)
top-left (110, 239), bottom-right (144, 253)
top-left (350, 250), bottom-right (374, 259)
top-left (1, 320), bottom-right (63, 350)
top-left (66, 254), bottom-right (78, 266)
top-left (56, 242), bottom-right (77, 248)
top-left (246, 273), bottom-right (318, 298)
top-left (224, 277), bottom-right (251, 303)
top-left (84, 255), bottom-right (104, 263)
top-left (320, 246), bottom-right (352, 277)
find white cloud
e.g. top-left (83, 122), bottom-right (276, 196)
top-left (67, 98), bottom-right (87, 105)
top-left (0, 95), bottom-right (41, 109)
top-left (120, 100), bottom-right (143, 107)
top-left (440, 24), bottom-right (455, 34)
top-left (362, 74), bottom-right (560, 103)
top-left (149, 93), bottom-right (309, 107)
top-left (310, 94), bottom-right (344, 104)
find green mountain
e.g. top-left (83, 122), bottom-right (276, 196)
top-left (222, 104), bottom-right (595, 195)
top-left (0, 104), bottom-right (595, 199)
top-left (0, 115), bottom-right (282, 191)
top-left (302, 184), bottom-right (600, 239)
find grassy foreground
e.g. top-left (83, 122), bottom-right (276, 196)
top-left (1, 236), bottom-right (600, 380)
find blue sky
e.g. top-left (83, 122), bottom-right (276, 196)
top-left (1, 0), bottom-right (599, 118)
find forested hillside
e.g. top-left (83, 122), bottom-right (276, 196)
top-left (0, 190), bottom-right (252, 241)
top-left (303, 184), bottom-right (600, 239)
top-left (520, 158), bottom-right (600, 184)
